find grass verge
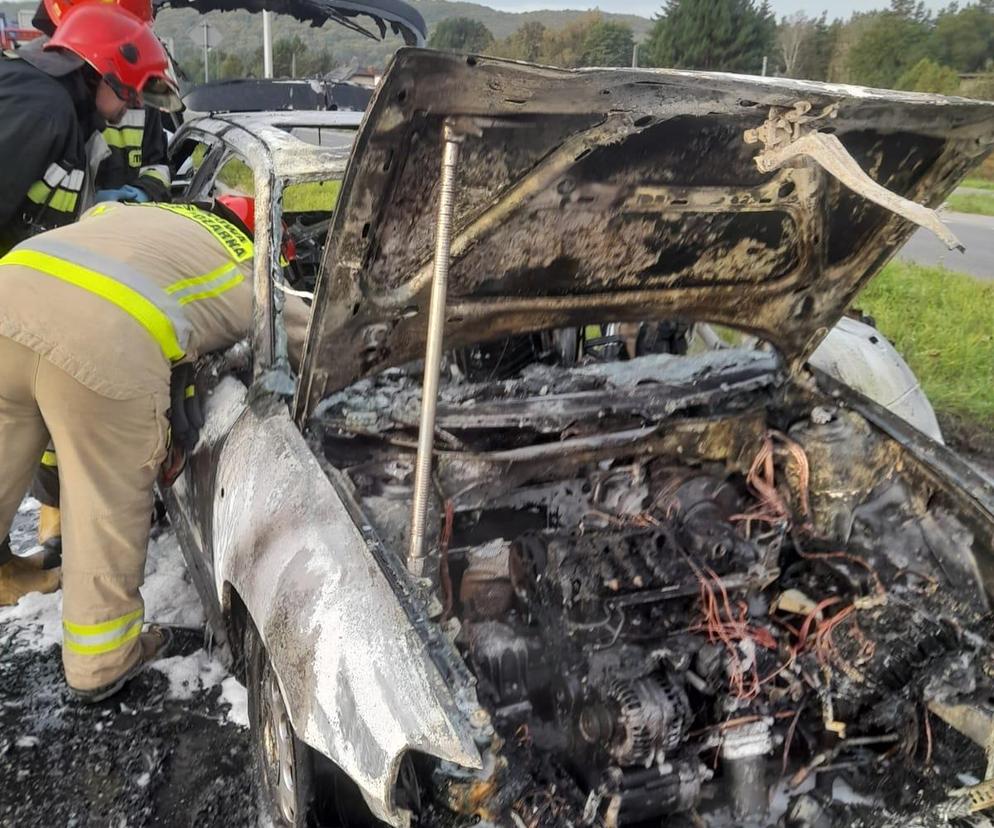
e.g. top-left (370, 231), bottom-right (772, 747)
top-left (961, 177), bottom-right (994, 192)
top-left (856, 261), bottom-right (994, 435)
top-left (947, 191), bottom-right (994, 216)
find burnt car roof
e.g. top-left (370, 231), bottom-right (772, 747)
top-left (153, 0), bottom-right (426, 46)
top-left (172, 110), bottom-right (361, 180)
top-left (295, 48), bottom-right (994, 418)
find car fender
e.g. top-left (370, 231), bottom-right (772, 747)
top-left (208, 392), bottom-right (481, 824)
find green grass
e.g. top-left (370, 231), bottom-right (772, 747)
top-left (857, 261), bottom-right (994, 425)
top-left (961, 177), bottom-right (994, 192)
top-left (947, 191), bottom-right (994, 216)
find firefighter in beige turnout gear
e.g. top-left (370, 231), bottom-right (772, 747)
top-left (0, 198), bottom-right (308, 701)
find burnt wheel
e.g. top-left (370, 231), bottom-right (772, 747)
top-left (246, 620), bottom-right (316, 827)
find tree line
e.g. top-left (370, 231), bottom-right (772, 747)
top-left (429, 0), bottom-right (994, 98)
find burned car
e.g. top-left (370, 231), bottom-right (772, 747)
top-left (165, 49), bottom-right (994, 827)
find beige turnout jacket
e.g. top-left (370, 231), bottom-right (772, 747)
top-left (0, 201), bottom-right (309, 403)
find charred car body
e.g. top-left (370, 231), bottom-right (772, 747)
top-left (166, 49), bottom-right (994, 827)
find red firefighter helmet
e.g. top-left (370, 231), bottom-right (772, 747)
top-left (215, 196), bottom-right (298, 262)
top-left (44, 4), bottom-right (181, 112)
top-left (43, 0), bottom-right (153, 25)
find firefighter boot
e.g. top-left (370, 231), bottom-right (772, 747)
top-left (71, 625), bottom-right (173, 704)
top-left (0, 556), bottom-right (61, 606)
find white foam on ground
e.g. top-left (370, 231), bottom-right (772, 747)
top-left (17, 498), bottom-right (40, 515)
top-left (142, 532), bottom-right (205, 629)
top-left (151, 648), bottom-right (228, 700)
top-left (2, 499), bottom-right (206, 651)
top-left (220, 676), bottom-right (249, 728)
top-left (0, 586), bottom-right (63, 651)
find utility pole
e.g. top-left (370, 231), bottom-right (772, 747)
top-left (202, 19), bottom-right (210, 83)
top-left (263, 11), bottom-right (273, 78)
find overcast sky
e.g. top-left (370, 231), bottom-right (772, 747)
top-left (483, 0), bottom-right (933, 19)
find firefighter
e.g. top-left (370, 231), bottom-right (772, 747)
top-left (0, 196), bottom-right (308, 701)
top-left (34, 0), bottom-right (174, 204)
top-left (0, 3), bottom-right (180, 254)
top-left (27, 0), bottom-right (177, 565)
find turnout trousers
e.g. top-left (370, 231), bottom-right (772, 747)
top-left (0, 336), bottom-right (168, 690)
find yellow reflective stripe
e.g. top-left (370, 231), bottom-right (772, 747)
top-left (102, 127), bottom-right (143, 149)
top-left (140, 167), bottom-right (169, 187)
top-left (164, 261), bottom-right (231, 295)
top-left (26, 181), bottom-right (78, 214)
top-left (64, 623), bottom-right (142, 656)
top-left (0, 250), bottom-right (185, 363)
top-left (63, 607), bottom-right (143, 637)
top-left (178, 271), bottom-right (244, 306)
top-left (40, 450), bottom-right (58, 467)
top-left (184, 385), bottom-right (195, 399)
top-left (26, 181), bottom-right (50, 204)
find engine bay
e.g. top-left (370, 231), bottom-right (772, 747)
top-left (310, 345), bottom-right (994, 828)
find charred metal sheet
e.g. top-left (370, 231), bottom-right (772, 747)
top-left (432, 412), bottom-right (769, 508)
top-left (745, 103), bottom-right (962, 250)
top-left (154, 0), bottom-right (427, 46)
top-left (428, 354), bottom-right (778, 433)
top-left (296, 49), bottom-right (994, 419)
top-left (204, 388), bottom-right (481, 825)
top-left (811, 367), bottom-right (994, 599)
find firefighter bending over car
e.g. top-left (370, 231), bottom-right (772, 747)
top-left (0, 198), bottom-right (309, 702)
top-left (24, 0), bottom-right (177, 569)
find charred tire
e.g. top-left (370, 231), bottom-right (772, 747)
top-left (246, 620), bottom-right (317, 827)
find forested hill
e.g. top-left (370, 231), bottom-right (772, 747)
top-left (0, 1), bottom-right (651, 77)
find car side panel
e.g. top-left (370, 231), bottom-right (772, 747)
top-left (207, 390), bottom-right (481, 825)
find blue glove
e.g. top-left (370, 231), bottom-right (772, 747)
top-left (94, 185), bottom-right (151, 204)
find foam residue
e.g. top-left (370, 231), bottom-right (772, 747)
top-left (2, 500), bottom-right (206, 653)
top-left (143, 532), bottom-right (205, 629)
top-left (220, 676), bottom-right (249, 728)
top-left (151, 648), bottom-right (228, 700)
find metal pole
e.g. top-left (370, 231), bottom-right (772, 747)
top-left (262, 11), bottom-right (273, 78)
top-left (761, 55), bottom-right (768, 77)
top-left (203, 21), bottom-right (209, 83)
top-left (408, 122), bottom-right (462, 574)
top-left (632, 42), bottom-right (638, 68)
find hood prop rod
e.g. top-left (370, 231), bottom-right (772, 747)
top-left (409, 120), bottom-right (466, 575)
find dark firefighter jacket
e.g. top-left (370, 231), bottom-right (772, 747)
top-left (0, 46), bottom-right (97, 254)
top-left (97, 107), bottom-right (172, 202)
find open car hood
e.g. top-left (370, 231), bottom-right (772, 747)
top-left (153, 0), bottom-right (426, 46)
top-left (297, 49), bottom-right (994, 417)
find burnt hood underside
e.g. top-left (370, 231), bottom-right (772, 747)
top-left (153, 0), bottom-right (426, 45)
top-left (297, 49), bottom-right (994, 419)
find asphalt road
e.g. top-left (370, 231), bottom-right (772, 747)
top-left (899, 210), bottom-right (994, 278)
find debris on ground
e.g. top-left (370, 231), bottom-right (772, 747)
top-left (0, 501), bottom-right (257, 827)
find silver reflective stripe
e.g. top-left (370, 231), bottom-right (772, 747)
top-left (65, 169), bottom-right (84, 192)
top-left (24, 237), bottom-right (192, 350)
top-left (119, 108), bottom-right (146, 128)
top-left (42, 162), bottom-right (66, 189)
